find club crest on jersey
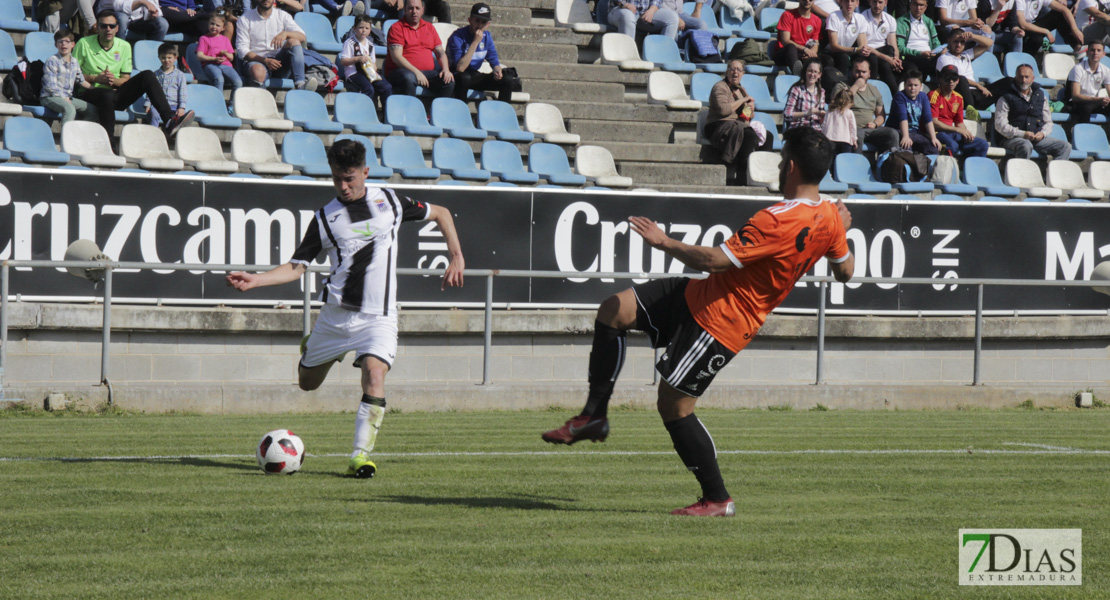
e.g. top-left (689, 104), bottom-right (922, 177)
top-left (373, 199), bottom-right (389, 213)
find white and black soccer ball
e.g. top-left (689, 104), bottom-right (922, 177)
top-left (256, 429), bottom-right (305, 475)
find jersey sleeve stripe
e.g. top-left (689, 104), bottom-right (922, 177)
top-left (828, 251), bottom-right (851, 264)
top-left (720, 243), bottom-right (745, 269)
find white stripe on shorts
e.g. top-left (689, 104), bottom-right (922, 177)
top-left (667, 331), bottom-right (712, 387)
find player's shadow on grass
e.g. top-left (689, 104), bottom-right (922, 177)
top-left (53, 457), bottom-right (259, 472)
top-left (366, 494), bottom-right (650, 513)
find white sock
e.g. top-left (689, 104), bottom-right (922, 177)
top-left (352, 397), bottom-right (386, 458)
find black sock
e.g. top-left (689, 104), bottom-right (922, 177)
top-left (582, 320), bottom-right (626, 419)
top-left (664, 414), bottom-right (730, 502)
top-left (361, 394), bottom-right (386, 407)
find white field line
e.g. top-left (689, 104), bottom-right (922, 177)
top-left (1, 448), bottom-right (1109, 462)
top-left (1002, 442), bottom-right (1080, 451)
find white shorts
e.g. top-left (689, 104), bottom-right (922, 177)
top-left (300, 304), bottom-right (399, 370)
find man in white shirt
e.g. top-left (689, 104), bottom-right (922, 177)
top-left (935, 29), bottom-right (1009, 109)
top-left (235, 0), bottom-right (316, 90)
top-left (1066, 41), bottom-right (1110, 125)
top-left (99, 0), bottom-right (168, 40)
top-left (936, 0), bottom-right (993, 42)
top-left (861, 0), bottom-right (902, 92)
top-left (821, 0), bottom-right (869, 88)
top-left (1012, 0), bottom-right (1083, 56)
top-left (1077, 0), bottom-right (1110, 47)
top-left (812, 0), bottom-right (839, 19)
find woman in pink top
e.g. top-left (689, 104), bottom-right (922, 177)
top-left (196, 14), bottom-right (243, 92)
top-left (822, 88), bottom-right (857, 153)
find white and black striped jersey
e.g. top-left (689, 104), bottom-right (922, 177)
top-left (290, 187), bottom-right (430, 315)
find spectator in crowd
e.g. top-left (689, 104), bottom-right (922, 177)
top-left (312, 0), bottom-right (353, 19)
top-left (823, 88), bottom-right (858, 152)
top-left (860, 0), bottom-right (902, 93)
top-left (236, 0), bottom-right (316, 90)
top-left (929, 65), bottom-right (989, 156)
top-left (1076, 0), bottom-right (1110, 47)
top-left (384, 0), bottom-right (454, 98)
top-left (994, 63), bottom-right (1071, 159)
top-left (447, 3), bottom-right (521, 102)
top-left (660, 0), bottom-right (707, 32)
top-left (339, 14), bottom-right (392, 110)
top-left (1065, 41), bottom-right (1110, 125)
top-left (812, 0), bottom-right (839, 19)
top-left (1012, 0), bottom-right (1083, 58)
top-left (74, 10), bottom-right (193, 144)
top-left (40, 30), bottom-right (97, 125)
top-left (822, 0), bottom-right (869, 89)
top-left (703, 60), bottom-right (771, 186)
top-left (607, 0), bottom-right (679, 40)
top-left (936, 0), bottom-right (989, 40)
top-left (833, 54), bottom-right (900, 152)
top-left (148, 42), bottom-right (187, 127)
top-left (890, 69), bottom-right (941, 154)
top-left (196, 13), bottom-right (242, 93)
top-left (422, 0), bottom-right (450, 23)
top-left (896, 0), bottom-right (941, 81)
top-left (41, 0), bottom-right (96, 34)
top-left (784, 59), bottom-right (827, 129)
top-left (272, 0), bottom-right (303, 14)
top-left (160, 0), bottom-right (213, 36)
top-left (983, 0), bottom-right (1025, 53)
top-left (349, 0), bottom-right (445, 22)
top-left (103, 0), bottom-right (169, 41)
top-left (771, 0), bottom-right (822, 75)
top-left (935, 29), bottom-right (1009, 109)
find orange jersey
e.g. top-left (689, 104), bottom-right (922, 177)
top-left (684, 198), bottom-right (851, 353)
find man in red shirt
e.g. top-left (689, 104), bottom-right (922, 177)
top-left (542, 127), bottom-right (856, 517)
top-left (384, 0), bottom-right (455, 97)
top-left (929, 65), bottom-right (989, 157)
top-left (772, 0), bottom-right (823, 76)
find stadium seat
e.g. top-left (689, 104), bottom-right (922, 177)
top-left (184, 43), bottom-right (206, 85)
top-left (334, 133), bottom-right (394, 179)
top-left (385, 94), bottom-right (443, 136)
top-left (228, 173), bottom-right (263, 178)
top-left (1022, 196), bottom-right (1051, 202)
top-left (689, 72), bottom-right (718, 105)
top-left (22, 31), bottom-right (56, 63)
top-left (555, 0), bottom-right (606, 32)
top-left (231, 129), bottom-right (295, 175)
top-left (964, 120), bottom-right (1004, 158)
top-left (1043, 53), bottom-right (1076, 82)
top-left (895, 178), bottom-right (934, 194)
top-left (283, 89), bottom-right (343, 133)
top-left (524, 103), bottom-right (580, 145)
top-left (1066, 198), bottom-right (1093, 203)
top-left (1089, 161), bottom-right (1110, 194)
top-left (695, 109), bottom-right (710, 145)
top-left (929, 155), bottom-right (977, 195)
top-left (487, 181), bottom-right (518, 187)
top-left (333, 93), bottom-right (392, 135)
top-left (0, 97), bottom-right (19, 116)
top-left (773, 74), bottom-right (799, 103)
top-left (174, 127), bottom-right (239, 174)
top-left (847, 194), bottom-right (876, 199)
top-left (0, 30), bottom-right (19, 70)
top-left (432, 137), bottom-right (491, 181)
top-left (134, 40), bottom-right (193, 82)
top-left (1004, 158), bottom-right (1061, 199)
top-left (334, 15), bottom-right (354, 40)
top-left (742, 74), bottom-right (784, 112)
top-left (1003, 52), bottom-right (1055, 88)
top-left (3, 117), bottom-right (69, 164)
top-left (380, 136), bottom-right (440, 179)
top-left (295, 12), bottom-right (343, 53)
top-left (600, 33), bottom-right (653, 71)
top-left (834, 154), bottom-right (892, 193)
top-left (119, 124), bottom-right (185, 171)
top-left (934, 194), bottom-right (967, 201)
top-left (280, 131), bottom-right (332, 176)
top-left (1047, 161), bottom-right (1104, 200)
top-left (721, 39), bottom-right (773, 75)
top-left (818, 171), bottom-right (849, 194)
top-left (0, 0), bottom-right (40, 31)
top-left (187, 83), bottom-right (242, 128)
top-left (721, 11), bottom-right (771, 41)
top-left (680, 2), bottom-right (730, 37)
top-left (978, 196), bottom-right (1008, 201)
top-left (643, 35), bottom-right (696, 72)
top-left (963, 156), bottom-right (1020, 197)
top-left (430, 97), bottom-right (488, 140)
top-left (971, 52), bottom-right (1003, 84)
top-left (751, 111), bottom-right (783, 150)
top-left (477, 100), bottom-right (535, 142)
top-left (528, 143), bottom-right (587, 186)
top-left (870, 79), bottom-right (893, 114)
top-left (1072, 124), bottom-right (1110, 160)
top-left (436, 180), bottom-right (471, 186)
top-left (1031, 126), bottom-right (1084, 160)
top-left (233, 88), bottom-right (294, 130)
top-left (892, 194), bottom-right (921, 200)
top-left (748, 151), bottom-right (781, 191)
top-left (60, 121), bottom-right (126, 169)
top-left (481, 140), bottom-right (539, 183)
top-left (647, 71), bottom-right (702, 110)
top-left (574, 145), bottom-right (632, 188)
top-left (434, 22), bottom-right (458, 40)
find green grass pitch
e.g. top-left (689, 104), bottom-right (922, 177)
top-left (1, 407), bottom-right (1107, 599)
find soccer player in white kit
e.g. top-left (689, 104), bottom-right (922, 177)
top-left (227, 139), bottom-right (465, 478)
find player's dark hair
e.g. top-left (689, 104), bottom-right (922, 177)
top-left (781, 126), bottom-right (833, 186)
top-left (327, 138), bottom-right (366, 171)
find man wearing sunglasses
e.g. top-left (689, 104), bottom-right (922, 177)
top-left (73, 9), bottom-right (194, 147)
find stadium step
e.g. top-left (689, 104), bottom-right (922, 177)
top-left (511, 61), bottom-right (648, 86)
top-left (648, 183), bottom-right (771, 196)
top-left (473, 24), bottom-right (582, 45)
top-left (617, 161), bottom-right (728, 186)
top-left (566, 119), bottom-right (677, 143)
top-left (523, 80), bottom-right (627, 104)
top-left (600, 141), bottom-right (705, 163)
top-left (493, 41), bottom-right (578, 64)
top-left (534, 100), bottom-right (697, 124)
top-left (449, 6), bottom-right (532, 26)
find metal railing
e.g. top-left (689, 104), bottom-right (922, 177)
top-left (1, 260), bottom-right (1107, 402)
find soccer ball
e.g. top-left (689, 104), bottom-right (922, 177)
top-left (256, 429), bottom-right (305, 475)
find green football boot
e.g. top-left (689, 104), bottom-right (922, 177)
top-left (346, 451), bottom-right (377, 479)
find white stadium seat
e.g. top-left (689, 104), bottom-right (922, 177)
top-left (1043, 53), bottom-right (1076, 82)
top-left (600, 33), bottom-right (653, 71)
top-left (1005, 158), bottom-right (1061, 199)
top-left (748, 151), bottom-right (782, 191)
top-left (574, 144), bottom-right (633, 188)
top-left (1047, 160), bottom-right (1104, 200)
top-left (119, 124), bottom-right (185, 171)
top-left (233, 88), bottom-right (294, 131)
top-left (175, 127), bottom-right (240, 174)
top-left (1089, 161), bottom-right (1110, 193)
top-left (231, 129), bottom-right (294, 175)
top-left (61, 121), bottom-right (126, 168)
top-left (647, 71), bottom-right (703, 110)
top-left (524, 103), bottom-right (581, 145)
top-left (555, 0), bottom-right (605, 32)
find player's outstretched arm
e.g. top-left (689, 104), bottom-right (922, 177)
top-left (830, 200), bottom-right (855, 283)
top-left (428, 204), bottom-right (465, 290)
top-left (226, 263), bottom-right (307, 292)
top-left (629, 216), bottom-right (733, 273)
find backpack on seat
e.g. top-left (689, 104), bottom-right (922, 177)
top-left (877, 149), bottom-right (930, 184)
top-left (2, 58), bottom-right (45, 106)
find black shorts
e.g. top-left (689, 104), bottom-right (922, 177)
top-left (631, 277), bottom-right (737, 398)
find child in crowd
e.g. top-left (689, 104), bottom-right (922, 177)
top-left (150, 43), bottom-right (189, 128)
top-left (40, 29), bottom-right (96, 124)
top-left (890, 70), bottom-right (941, 155)
top-left (822, 88), bottom-right (857, 153)
top-left (196, 13), bottom-right (243, 94)
top-left (338, 14), bottom-right (392, 110)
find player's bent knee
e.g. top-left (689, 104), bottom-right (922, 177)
top-left (597, 290), bottom-right (637, 329)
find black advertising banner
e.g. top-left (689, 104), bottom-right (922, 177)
top-left (2, 168), bottom-right (1109, 312)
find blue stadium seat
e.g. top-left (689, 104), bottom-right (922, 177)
top-left (732, 13), bottom-right (771, 41)
top-left (751, 112), bottom-right (782, 150)
top-left (869, 79), bottom-right (893, 114)
top-left (3, 117), bottom-right (70, 164)
top-left (1065, 198), bottom-right (1093, 203)
top-left (682, 2), bottom-right (731, 37)
top-left (819, 171), bottom-right (849, 194)
top-left (971, 52), bottom-right (1003, 84)
top-left (284, 89), bottom-right (343, 133)
top-left (963, 156), bottom-right (1020, 197)
top-left (481, 140), bottom-right (539, 183)
top-left (295, 12), bottom-right (343, 53)
top-left (431, 138), bottom-right (491, 181)
top-left (978, 196), bottom-right (1008, 201)
top-left (773, 74), bottom-right (799, 103)
top-left (0, 0), bottom-right (39, 31)
top-left (281, 131), bottom-right (332, 176)
top-left (385, 94), bottom-right (443, 136)
top-left (23, 31), bottom-right (56, 63)
top-left (487, 181), bottom-right (518, 187)
top-left (690, 72), bottom-right (718, 104)
top-left (1031, 126), bottom-right (1083, 160)
top-left (0, 30), bottom-right (19, 70)
top-left (184, 43), bottom-right (206, 85)
top-left (477, 100), bottom-right (535, 142)
top-left (742, 74), bottom-right (784, 112)
top-left (1022, 197), bottom-right (1050, 202)
top-left (379, 19), bottom-right (398, 55)
top-left (895, 179), bottom-right (934, 194)
top-left (1072, 124), bottom-right (1110, 160)
top-left (934, 194), bottom-right (967, 201)
top-left (1049, 29), bottom-right (1073, 53)
top-left (643, 35), bottom-right (696, 72)
top-left (334, 15), bottom-right (353, 40)
top-left (186, 83), bottom-right (242, 128)
top-left (723, 38), bottom-right (775, 74)
top-left (228, 173), bottom-right (263, 178)
top-left (528, 142), bottom-right (587, 186)
top-left (759, 7), bottom-right (784, 31)
top-left (380, 136), bottom-right (440, 179)
top-left (430, 97), bottom-right (488, 140)
top-left (834, 153), bottom-right (892, 193)
top-left (892, 194), bottom-right (921, 200)
top-left (847, 193), bottom-right (876, 199)
top-left (436, 180), bottom-right (471, 186)
top-left (335, 133), bottom-right (395, 179)
top-left (334, 93), bottom-right (392, 135)
top-left (1003, 52), bottom-right (1055, 88)
top-left (134, 40), bottom-right (193, 82)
